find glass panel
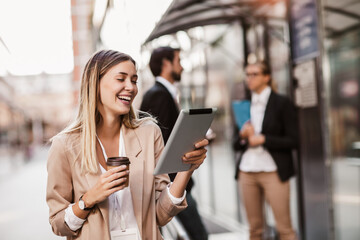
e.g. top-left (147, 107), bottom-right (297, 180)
top-left (323, 0), bottom-right (360, 238)
top-left (327, 31), bottom-right (360, 240)
top-left (185, 23), bottom-right (245, 225)
top-left (139, 15), bottom-right (299, 236)
top-left (183, 20), bottom-right (299, 235)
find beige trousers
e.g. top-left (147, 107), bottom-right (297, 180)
top-left (238, 171), bottom-right (297, 240)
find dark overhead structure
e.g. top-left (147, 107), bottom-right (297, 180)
top-left (144, 0), bottom-right (360, 44)
top-left (144, 0), bottom-right (284, 44)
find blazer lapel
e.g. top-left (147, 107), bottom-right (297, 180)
top-left (262, 91), bottom-right (275, 133)
top-left (156, 81), bottom-right (180, 113)
top-left (122, 125), bottom-right (143, 235)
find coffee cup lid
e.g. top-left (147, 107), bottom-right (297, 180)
top-left (106, 156), bottom-right (130, 166)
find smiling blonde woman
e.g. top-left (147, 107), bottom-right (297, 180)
top-left (46, 50), bottom-right (209, 240)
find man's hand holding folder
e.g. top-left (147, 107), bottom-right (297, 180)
top-left (232, 100), bottom-right (251, 130)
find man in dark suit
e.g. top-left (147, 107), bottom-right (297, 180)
top-left (140, 47), bottom-right (208, 240)
top-left (233, 62), bottom-right (298, 240)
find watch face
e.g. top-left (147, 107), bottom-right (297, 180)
top-left (79, 200), bottom-right (85, 210)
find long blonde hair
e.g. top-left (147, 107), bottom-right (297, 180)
top-left (57, 50), bottom-right (153, 173)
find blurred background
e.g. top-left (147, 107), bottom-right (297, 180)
top-left (0, 0), bottom-right (360, 239)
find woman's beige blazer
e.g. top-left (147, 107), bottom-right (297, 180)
top-left (46, 121), bottom-right (187, 240)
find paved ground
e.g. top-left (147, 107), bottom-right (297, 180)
top-left (0, 145), bottom-right (62, 240)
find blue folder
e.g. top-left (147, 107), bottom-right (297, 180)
top-left (232, 100), bottom-right (251, 130)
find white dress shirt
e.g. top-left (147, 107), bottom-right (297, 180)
top-left (156, 76), bottom-right (180, 104)
top-left (239, 86), bottom-right (277, 172)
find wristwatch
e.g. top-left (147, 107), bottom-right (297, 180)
top-left (78, 195), bottom-right (92, 211)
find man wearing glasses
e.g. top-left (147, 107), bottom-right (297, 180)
top-left (233, 62), bottom-right (298, 240)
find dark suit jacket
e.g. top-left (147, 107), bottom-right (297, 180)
top-left (140, 81), bottom-right (179, 143)
top-left (140, 81), bottom-right (194, 192)
top-left (232, 91), bottom-right (299, 182)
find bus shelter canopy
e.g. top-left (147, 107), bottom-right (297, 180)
top-left (144, 0), bottom-right (284, 44)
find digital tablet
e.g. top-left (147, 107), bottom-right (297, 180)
top-left (154, 108), bottom-right (216, 175)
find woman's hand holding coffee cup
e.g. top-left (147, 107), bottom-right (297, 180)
top-left (107, 157), bottom-right (130, 187)
top-left (81, 165), bottom-right (129, 208)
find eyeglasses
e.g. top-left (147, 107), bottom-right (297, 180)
top-left (246, 72), bottom-right (263, 78)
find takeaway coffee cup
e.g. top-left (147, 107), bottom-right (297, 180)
top-left (106, 157), bottom-right (130, 187)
